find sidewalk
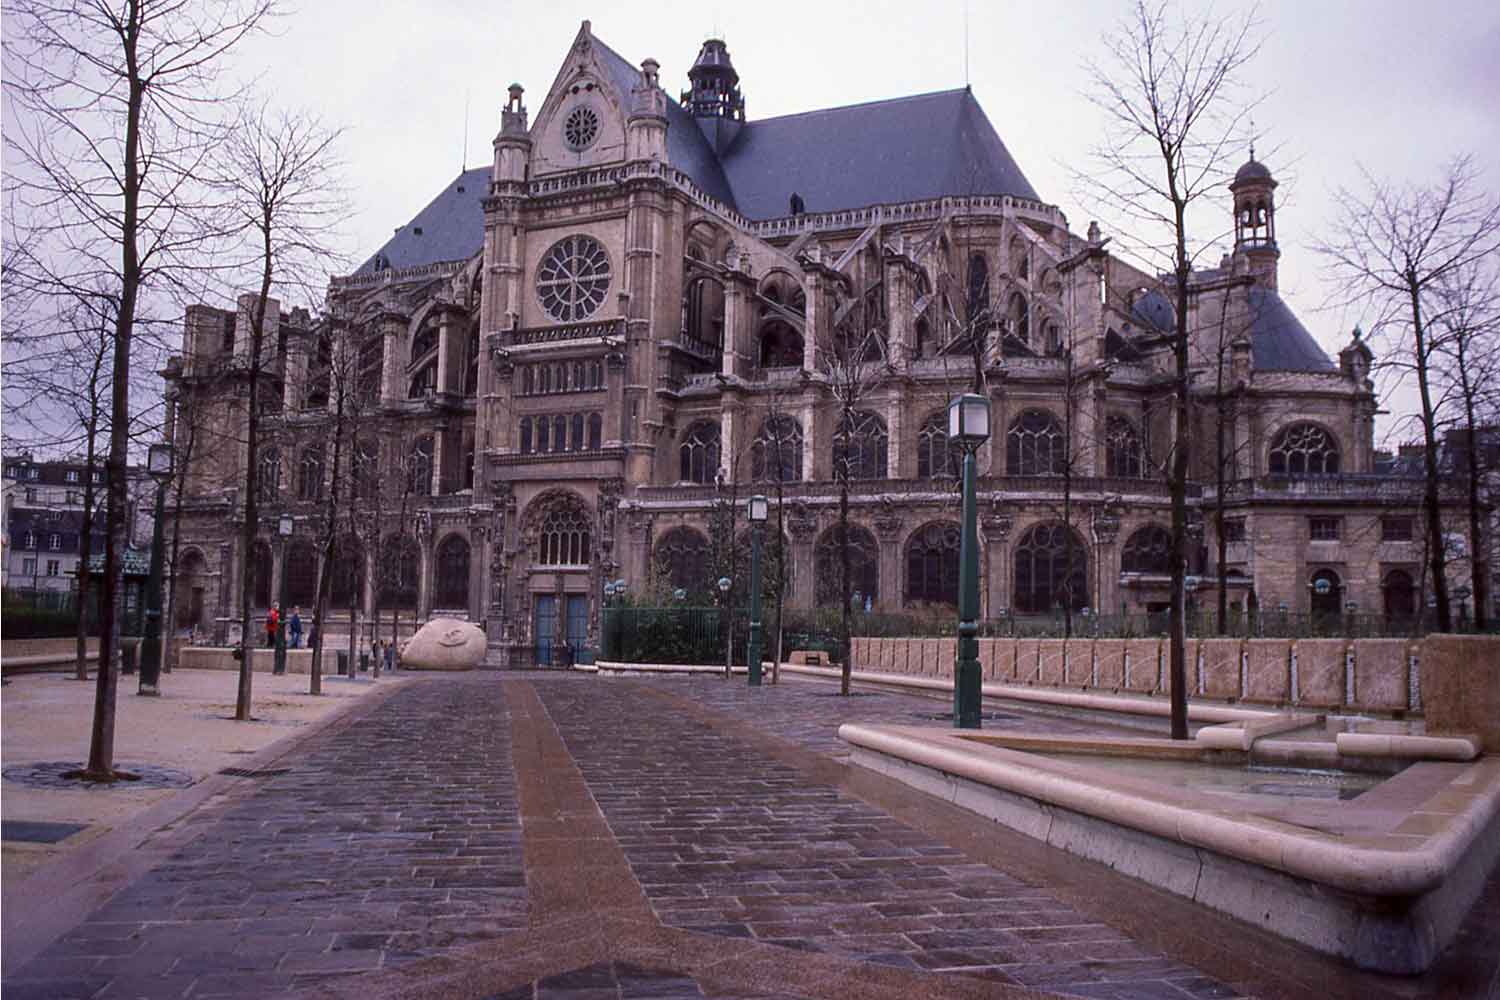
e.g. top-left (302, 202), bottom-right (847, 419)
top-left (2, 668), bottom-right (406, 883)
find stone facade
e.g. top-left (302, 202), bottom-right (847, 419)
top-left (164, 22), bottom-right (1464, 665)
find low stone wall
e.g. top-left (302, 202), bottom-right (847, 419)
top-left (1, 637), bottom-right (100, 661)
top-left (849, 634), bottom-right (1499, 716)
top-left (1421, 634), bottom-right (1500, 752)
top-left (178, 647), bottom-right (319, 674)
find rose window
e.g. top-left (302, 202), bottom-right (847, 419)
top-left (536, 235), bottom-right (611, 322)
top-left (563, 106), bottom-right (599, 150)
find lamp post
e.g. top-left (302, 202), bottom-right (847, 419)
top-left (746, 495), bottom-right (768, 686)
top-left (717, 576), bottom-right (732, 679)
top-left (138, 442), bottom-right (175, 696)
top-left (273, 513), bottom-right (293, 675)
top-left (948, 393), bottom-right (991, 728)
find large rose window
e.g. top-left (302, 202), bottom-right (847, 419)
top-left (536, 235), bottom-right (611, 323)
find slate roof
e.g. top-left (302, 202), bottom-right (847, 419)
top-left (355, 167), bottom-right (490, 276)
top-left (1245, 286), bottom-right (1335, 372)
top-left (355, 33), bottom-right (1042, 275)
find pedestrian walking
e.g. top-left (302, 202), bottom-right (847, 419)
top-left (265, 604), bottom-right (279, 648)
top-left (289, 607), bottom-right (303, 649)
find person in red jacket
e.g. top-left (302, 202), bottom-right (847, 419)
top-left (265, 604), bottom-right (279, 648)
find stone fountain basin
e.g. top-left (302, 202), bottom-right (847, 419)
top-left (839, 723), bottom-right (1500, 974)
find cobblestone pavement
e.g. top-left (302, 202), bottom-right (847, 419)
top-left (536, 679), bottom-right (1239, 1000)
top-left (5, 673), bottom-right (1497, 1000)
top-left (4, 677), bottom-right (525, 1000)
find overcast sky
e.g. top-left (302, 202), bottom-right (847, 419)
top-left (230, 0), bottom-right (1500, 446)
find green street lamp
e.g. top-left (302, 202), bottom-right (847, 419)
top-left (138, 441), bottom-right (175, 696)
top-left (745, 495), bottom-right (769, 686)
top-left (948, 393), bottom-right (991, 728)
top-left (273, 513), bottom-right (293, 675)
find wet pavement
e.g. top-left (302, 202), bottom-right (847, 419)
top-left (3, 673), bottom-right (1497, 1000)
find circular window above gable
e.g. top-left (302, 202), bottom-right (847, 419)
top-left (563, 105), bottom-right (600, 151)
top-left (536, 235), bottom-right (611, 323)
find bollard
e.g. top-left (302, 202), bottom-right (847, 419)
top-left (336, 650), bottom-right (349, 676)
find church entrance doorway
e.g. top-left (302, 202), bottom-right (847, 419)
top-left (533, 595), bottom-right (588, 666)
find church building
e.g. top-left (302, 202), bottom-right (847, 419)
top-left (164, 21), bottom-right (1443, 663)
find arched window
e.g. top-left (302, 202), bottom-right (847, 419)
top-left (683, 274), bottom-right (725, 353)
top-left (587, 412), bottom-right (603, 450)
top-left (537, 415), bottom-right (551, 453)
top-left (833, 410), bottom-right (889, 480)
top-left (906, 522), bottom-right (962, 606)
top-left (434, 535), bottom-right (470, 609)
top-left (1106, 417), bottom-right (1144, 478)
top-left (1013, 522), bottom-right (1089, 613)
top-left (815, 524), bottom-right (880, 607)
top-left (353, 439), bottom-right (378, 499)
top-left (378, 535), bottom-right (420, 607)
top-left (679, 421), bottom-right (721, 484)
top-left (758, 320), bottom-right (804, 368)
top-left (539, 505), bottom-right (591, 566)
top-left (553, 414), bottom-right (568, 452)
top-left (253, 542), bottom-right (273, 608)
top-left (284, 540), bottom-right (319, 608)
top-left (1120, 525), bottom-right (1171, 575)
top-left (653, 526), bottom-right (712, 596)
top-left (1310, 569), bottom-right (1343, 620)
top-left (1007, 410), bottom-right (1065, 476)
top-left (917, 410), bottom-right (960, 480)
top-left (751, 415), bottom-right (803, 482)
top-left (1006, 292), bottom-right (1029, 348)
top-left (297, 447), bottom-right (324, 501)
top-left (410, 436), bottom-right (433, 495)
top-left (1269, 424), bottom-right (1340, 476)
top-left (521, 366), bottom-right (534, 395)
top-left (571, 413), bottom-right (585, 452)
top-left (1382, 569), bottom-right (1416, 625)
top-left (519, 419), bottom-right (532, 454)
top-left (357, 333), bottom-right (383, 402)
top-left (256, 448), bottom-right (280, 503)
top-left (966, 252), bottom-right (990, 326)
top-left (330, 538), bottom-right (363, 608)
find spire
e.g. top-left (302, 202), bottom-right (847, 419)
top-left (681, 39), bottom-right (744, 122)
top-left (1229, 151), bottom-right (1279, 288)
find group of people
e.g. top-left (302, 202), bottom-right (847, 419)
top-left (261, 604), bottom-right (397, 671)
top-left (263, 604), bottom-right (306, 648)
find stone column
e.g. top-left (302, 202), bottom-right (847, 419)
top-left (467, 521), bottom-right (489, 621)
top-left (430, 423), bottom-right (447, 496)
top-left (983, 505), bottom-right (1015, 614)
top-left (874, 512), bottom-right (905, 612)
top-left (787, 506), bottom-right (818, 606)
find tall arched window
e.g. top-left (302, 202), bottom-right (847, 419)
top-left (815, 524), bottom-right (879, 607)
top-left (539, 505), bottom-right (591, 566)
top-left (751, 415), bottom-right (803, 482)
top-left (679, 421), bottom-right (721, 484)
top-left (1382, 569), bottom-right (1416, 625)
top-left (284, 540), bottom-right (319, 608)
top-left (378, 535), bottom-right (420, 607)
top-left (653, 526), bottom-right (712, 596)
top-left (1120, 525), bottom-right (1171, 575)
top-left (833, 410), bottom-right (888, 480)
top-left (571, 413), bottom-right (585, 452)
top-left (917, 410), bottom-right (960, 479)
top-left (1006, 292), bottom-right (1029, 348)
top-left (330, 538), bottom-right (363, 608)
top-left (410, 436), bottom-right (433, 495)
top-left (906, 521), bottom-right (962, 606)
top-left (965, 252), bottom-right (990, 326)
top-left (1013, 522), bottom-right (1088, 613)
top-left (519, 420), bottom-right (532, 454)
top-left (758, 320), bottom-right (804, 368)
top-left (357, 333), bottom-right (383, 402)
top-left (587, 412), bottom-right (603, 450)
top-left (297, 448), bottom-right (324, 501)
top-left (435, 535), bottom-right (470, 608)
top-left (683, 274), bottom-right (725, 353)
top-left (257, 448), bottom-right (280, 503)
top-left (1007, 410), bottom-right (1065, 475)
top-left (1269, 424), bottom-right (1340, 476)
top-left (1105, 417), bottom-right (1144, 478)
top-left (253, 542), bottom-right (273, 608)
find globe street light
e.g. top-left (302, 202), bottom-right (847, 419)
top-left (138, 441), bottom-right (175, 696)
top-left (745, 495), bottom-right (769, 686)
top-left (947, 393), bottom-right (990, 728)
top-left (273, 513), bottom-right (294, 675)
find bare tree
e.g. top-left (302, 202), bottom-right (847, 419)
top-left (1315, 156), bottom-right (1500, 632)
top-left (1082, 0), bottom-right (1263, 738)
top-left (824, 268), bottom-right (891, 695)
top-left (5, 0), bottom-right (276, 778)
top-left (213, 103), bottom-right (346, 719)
top-left (1430, 256), bottom-right (1500, 629)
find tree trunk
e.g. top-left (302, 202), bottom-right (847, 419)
top-left (1410, 281), bottom-right (1452, 631)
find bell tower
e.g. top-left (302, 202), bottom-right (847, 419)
top-left (1229, 151), bottom-right (1279, 289)
top-left (681, 38), bottom-right (745, 154)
